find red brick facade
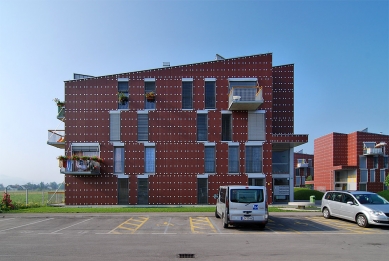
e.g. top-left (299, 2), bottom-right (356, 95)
top-left (55, 53), bottom-right (308, 205)
top-left (314, 131), bottom-right (389, 192)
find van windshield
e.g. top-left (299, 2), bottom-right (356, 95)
top-left (230, 189), bottom-right (264, 203)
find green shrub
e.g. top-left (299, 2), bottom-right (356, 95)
top-left (294, 188), bottom-right (324, 200)
top-left (377, 190), bottom-right (389, 201)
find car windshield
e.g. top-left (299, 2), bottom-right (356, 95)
top-left (230, 189), bottom-right (263, 203)
top-left (354, 194), bottom-right (389, 205)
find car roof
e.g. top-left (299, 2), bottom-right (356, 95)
top-left (325, 191), bottom-right (376, 195)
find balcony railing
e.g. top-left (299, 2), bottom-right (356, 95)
top-left (57, 105), bottom-right (65, 120)
top-left (228, 86), bottom-right (264, 111)
top-left (59, 159), bottom-right (101, 175)
top-left (363, 148), bottom-right (383, 156)
top-left (47, 130), bottom-right (65, 149)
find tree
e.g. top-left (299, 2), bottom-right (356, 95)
top-left (385, 173), bottom-right (389, 189)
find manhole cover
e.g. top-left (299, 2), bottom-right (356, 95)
top-left (177, 253), bottom-right (195, 258)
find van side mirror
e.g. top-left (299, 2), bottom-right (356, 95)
top-left (213, 194), bottom-right (219, 199)
top-left (346, 201), bottom-right (354, 205)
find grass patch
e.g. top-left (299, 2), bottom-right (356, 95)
top-left (294, 188), bottom-right (324, 200)
top-left (5, 206), bottom-right (293, 214)
top-left (377, 190), bottom-right (389, 201)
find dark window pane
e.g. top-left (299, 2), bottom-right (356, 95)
top-left (205, 81), bottom-right (215, 109)
top-left (182, 81), bottom-right (193, 109)
top-left (222, 114), bottom-right (232, 141)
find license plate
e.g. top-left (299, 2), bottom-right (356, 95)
top-left (243, 216), bottom-right (253, 220)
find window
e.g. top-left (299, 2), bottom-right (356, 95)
top-left (145, 147), bottom-right (155, 173)
top-left (272, 150), bottom-right (289, 174)
top-left (359, 156), bottom-right (367, 169)
top-left (145, 81), bottom-right (156, 109)
top-left (114, 147), bottom-right (124, 173)
top-left (205, 81), bottom-right (215, 109)
top-left (182, 81), bottom-right (193, 109)
top-left (137, 114), bottom-right (148, 141)
top-left (197, 178), bottom-right (208, 204)
top-left (360, 169), bottom-right (368, 182)
top-left (197, 114), bottom-right (207, 141)
top-left (359, 183), bottom-right (367, 191)
top-left (219, 188), bottom-right (226, 203)
top-left (248, 113), bottom-right (265, 141)
top-left (118, 81), bottom-right (129, 109)
top-left (384, 156), bottom-right (388, 169)
top-left (228, 146), bottom-right (239, 173)
top-left (370, 169), bottom-right (375, 182)
top-left (110, 112), bottom-right (120, 141)
top-left (222, 114), bottom-right (232, 141)
top-left (245, 146), bottom-right (262, 173)
top-left (204, 146), bottom-right (215, 173)
top-left (295, 176), bottom-right (301, 186)
top-left (373, 157), bottom-right (378, 169)
top-left (380, 169), bottom-right (386, 182)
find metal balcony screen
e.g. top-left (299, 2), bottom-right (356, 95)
top-left (110, 113), bottom-right (120, 141)
top-left (197, 114), bottom-right (207, 141)
top-left (228, 146), bottom-right (239, 173)
top-left (248, 113), bottom-right (265, 141)
top-left (204, 146), bottom-right (215, 173)
top-left (114, 147), bottom-right (124, 173)
top-left (137, 114), bottom-right (148, 141)
top-left (246, 146), bottom-right (262, 173)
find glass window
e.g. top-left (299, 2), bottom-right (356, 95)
top-left (359, 156), bottom-right (367, 169)
top-left (118, 81), bottom-right (129, 109)
top-left (230, 189), bottom-right (264, 203)
top-left (380, 169), bottom-right (386, 182)
top-left (197, 178), bottom-right (208, 204)
top-left (204, 146), bottom-right (215, 173)
top-left (205, 81), bottom-right (215, 109)
top-left (137, 114), bottom-right (148, 141)
top-left (373, 157), bottom-right (378, 169)
top-left (145, 81), bottom-right (156, 109)
top-left (182, 81), bottom-right (193, 109)
top-left (245, 146), bottom-right (262, 173)
top-left (272, 150), bottom-right (289, 174)
top-left (114, 147), bottom-right (124, 173)
top-left (370, 169), bottom-right (375, 182)
top-left (222, 114), bottom-right (232, 141)
top-left (228, 146), bottom-right (239, 173)
top-left (197, 114), bottom-right (207, 141)
top-left (360, 169), bottom-right (368, 182)
top-left (110, 112), bottom-right (120, 141)
top-left (145, 147), bottom-right (155, 173)
top-left (359, 183), bottom-right (367, 191)
top-left (384, 156), bottom-right (388, 169)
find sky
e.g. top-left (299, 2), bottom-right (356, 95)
top-left (0, 0), bottom-right (388, 186)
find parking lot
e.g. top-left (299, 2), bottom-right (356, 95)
top-left (2, 212), bottom-right (389, 235)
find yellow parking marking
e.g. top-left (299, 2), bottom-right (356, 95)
top-left (109, 216), bottom-right (149, 234)
top-left (190, 217), bottom-right (217, 234)
top-left (308, 217), bottom-right (376, 234)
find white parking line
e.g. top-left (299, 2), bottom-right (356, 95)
top-left (40, 218), bottom-right (93, 234)
top-left (0, 218), bottom-right (15, 222)
top-left (0, 218), bottom-right (54, 232)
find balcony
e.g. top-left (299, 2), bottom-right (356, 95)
top-left (363, 148), bottom-right (383, 156)
top-left (47, 130), bottom-right (65, 149)
top-left (59, 159), bottom-right (101, 175)
top-left (57, 105), bottom-right (65, 121)
top-left (297, 159), bottom-right (309, 168)
top-left (228, 86), bottom-right (264, 111)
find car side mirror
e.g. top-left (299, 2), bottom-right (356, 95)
top-left (346, 201), bottom-right (354, 205)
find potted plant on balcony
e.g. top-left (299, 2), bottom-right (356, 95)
top-left (71, 155), bottom-right (80, 161)
top-left (145, 91), bottom-right (155, 102)
top-left (81, 156), bottom-right (90, 161)
top-left (53, 98), bottom-right (65, 107)
top-left (57, 155), bottom-right (68, 168)
top-left (118, 92), bottom-right (128, 105)
top-left (91, 156), bottom-right (103, 163)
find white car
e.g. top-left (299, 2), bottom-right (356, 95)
top-left (321, 191), bottom-right (389, 227)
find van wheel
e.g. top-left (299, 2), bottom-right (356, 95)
top-left (222, 214), bottom-right (228, 228)
top-left (322, 207), bottom-right (331, 219)
top-left (356, 214), bottom-right (369, 228)
top-left (215, 209), bottom-right (220, 218)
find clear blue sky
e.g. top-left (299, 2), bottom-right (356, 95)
top-left (0, 0), bottom-right (388, 186)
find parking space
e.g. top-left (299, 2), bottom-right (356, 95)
top-left (1, 213), bottom-right (389, 236)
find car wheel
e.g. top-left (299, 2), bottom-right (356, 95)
top-left (322, 207), bottom-right (331, 219)
top-left (215, 208), bottom-right (220, 218)
top-left (222, 214), bottom-right (228, 228)
top-left (356, 214), bottom-right (369, 228)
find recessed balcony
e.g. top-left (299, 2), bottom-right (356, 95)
top-left (297, 159), bottom-right (309, 168)
top-left (59, 159), bottom-right (101, 175)
top-left (47, 130), bottom-right (65, 149)
top-left (228, 86), bottom-right (264, 111)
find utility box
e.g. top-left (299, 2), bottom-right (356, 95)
top-left (310, 195), bottom-right (316, 203)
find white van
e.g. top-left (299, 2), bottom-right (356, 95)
top-left (215, 185), bottom-right (268, 229)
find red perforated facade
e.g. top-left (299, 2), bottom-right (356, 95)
top-left (52, 53), bottom-right (308, 205)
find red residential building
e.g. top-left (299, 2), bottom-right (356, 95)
top-left (314, 130), bottom-right (389, 192)
top-left (294, 152), bottom-right (314, 187)
top-left (48, 53), bottom-right (308, 205)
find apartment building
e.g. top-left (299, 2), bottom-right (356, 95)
top-left (294, 152), bottom-right (314, 187)
top-left (47, 53), bottom-right (308, 205)
top-left (314, 130), bottom-right (389, 192)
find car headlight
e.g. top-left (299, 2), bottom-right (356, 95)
top-left (369, 210), bottom-right (385, 216)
